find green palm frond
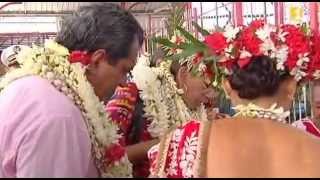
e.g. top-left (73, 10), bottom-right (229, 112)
top-left (165, 3), bottom-right (186, 39)
top-left (192, 21), bottom-right (210, 36)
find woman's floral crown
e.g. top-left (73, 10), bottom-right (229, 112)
top-left (204, 19), bottom-right (320, 81)
top-left (153, 25), bottom-right (221, 88)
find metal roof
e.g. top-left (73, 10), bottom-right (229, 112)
top-left (0, 2), bottom-right (176, 16)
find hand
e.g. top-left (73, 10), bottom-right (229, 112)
top-left (207, 108), bottom-right (230, 121)
top-left (215, 113), bottom-right (231, 119)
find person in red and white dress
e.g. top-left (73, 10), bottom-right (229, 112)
top-left (292, 81), bottom-right (320, 138)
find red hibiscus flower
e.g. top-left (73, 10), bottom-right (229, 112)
top-left (105, 144), bottom-right (126, 165)
top-left (205, 32), bottom-right (228, 55)
top-left (69, 50), bottom-right (92, 65)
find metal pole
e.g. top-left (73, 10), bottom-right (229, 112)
top-left (200, 2), bottom-right (204, 28)
top-left (193, 8), bottom-right (199, 38)
top-left (264, 2), bottom-right (267, 23)
top-left (251, 2), bottom-right (254, 22)
top-left (216, 2), bottom-right (219, 27)
top-left (275, 2), bottom-right (279, 26)
top-left (233, 2), bottom-right (243, 26)
top-left (279, 2), bottom-right (284, 25)
top-left (309, 2), bottom-right (319, 33)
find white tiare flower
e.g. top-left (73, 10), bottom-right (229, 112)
top-left (260, 39), bottom-right (276, 56)
top-left (131, 61), bottom-right (158, 91)
top-left (223, 24), bottom-right (240, 42)
top-left (239, 49), bottom-right (252, 59)
top-left (224, 44), bottom-right (234, 58)
top-left (297, 53), bottom-right (310, 67)
top-left (255, 24), bottom-right (276, 41)
top-left (275, 46), bottom-right (289, 71)
top-left (313, 70), bottom-right (320, 79)
top-left (278, 29), bottom-right (289, 42)
top-left (45, 39), bottom-right (69, 56)
top-left (290, 67), bottom-right (307, 81)
top-left (198, 62), bottom-right (207, 73)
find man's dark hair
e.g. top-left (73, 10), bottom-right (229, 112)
top-left (56, 2), bottom-right (144, 64)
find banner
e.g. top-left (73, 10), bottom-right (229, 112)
top-left (289, 5), bottom-right (303, 24)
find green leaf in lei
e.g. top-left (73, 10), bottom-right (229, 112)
top-left (152, 37), bottom-right (179, 49)
top-left (300, 22), bottom-right (311, 37)
top-left (176, 26), bottom-right (207, 49)
top-left (169, 44), bottom-right (206, 62)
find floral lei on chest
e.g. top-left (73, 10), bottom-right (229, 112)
top-left (0, 40), bottom-right (132, 177)
top-left (131, 56), bottom-right (208, 138)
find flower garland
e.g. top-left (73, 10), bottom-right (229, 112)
top-left (233, 103), bottom-right (290, 123)
top-left (0, 40), bottom-right (132, 177)
top-left (131, 55), bottom-right (208, 138)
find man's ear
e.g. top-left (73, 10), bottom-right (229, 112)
top-left (90, 49), bottom-right (108, 68)
top-left (177, 65), bottom-right (189, 82)
top-left (283, 77), bottom-right (297, 101)
top-left (222, 78), bottom-right (232, 98)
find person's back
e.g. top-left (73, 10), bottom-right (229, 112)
top-left (207, 118), bottom-right (320, 177)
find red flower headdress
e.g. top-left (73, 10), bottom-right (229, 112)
top-left (153, 26), bottom-right (218, 88)
top-left (203, 19), bottom-right (320, 81)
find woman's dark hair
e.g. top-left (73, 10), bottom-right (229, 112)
top-left (229, 55), bottom-right (288, 99)
top-left (56, 3), bottom-right (144, 65)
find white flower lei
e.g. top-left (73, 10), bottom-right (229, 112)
top-left (0, 40), bottom-right (132, 177)
top-left (132, 57), bottom-right (208, 138)
top-left (233, 103), bottom-right (290, 123)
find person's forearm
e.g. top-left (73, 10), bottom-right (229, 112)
top-left (126, 138), bottom-right (160, 163)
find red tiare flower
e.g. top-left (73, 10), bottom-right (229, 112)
top-left (69, 50), bottom-right (92, 65)
top-left (307, 33), bottom-right (320, 78)
top-left (204, 32), bottom-right (228, 55)
top-left (281, 24), bottom-right (311, 71)
top-left (192, 52), bottom-right (204, 65)
top-left (203, 64), bottom-right (214, 79)
top-left (237, 57), bottom-right (252, 69)
top-left (105, 144), bottom-right (126, 165)
top-left (249, 19), bottom-right (265, 30)
top-left (238, 28), bottom-right (263, 56)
